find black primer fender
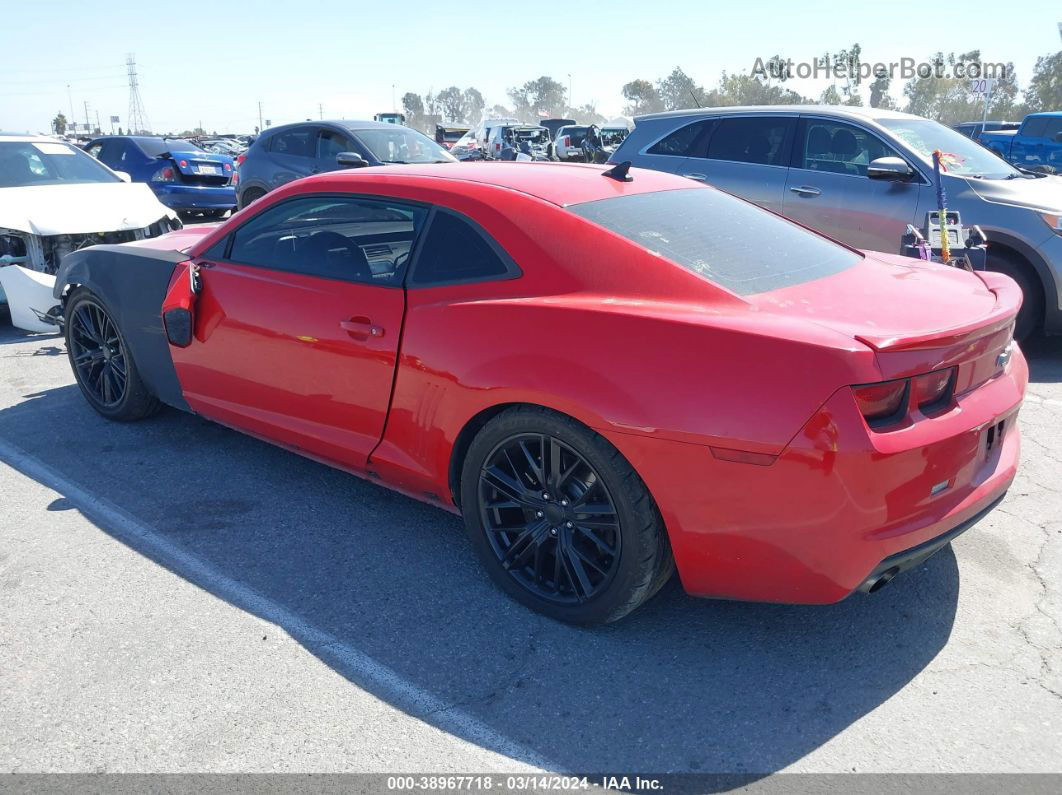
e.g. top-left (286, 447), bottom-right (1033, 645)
top-left (55, 244), bottom-right (191, 412)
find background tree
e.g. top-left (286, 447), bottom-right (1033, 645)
top-left (52, 112), bottom-right (67, 135)
top-left (1024, 51), bottom-right (1062, 112)
top-left (655, 67), bottom-right (706, 110)
top-left (819, 85), bottom-right (843, 105)
top-left (507, 76), bottom-right (566, 122)
top-left (713, 71), bottom-right (808, 106)
top-left (464, 87), bottom-right (485, 124)
top-left (868, 68), bottom-right (895, 109)
top-left (437, 86), bottom-right (468, 123)
top-left (621, 79), bottom-right (664, 116)
top-left (401, 92), bottom-right (425, 131)
top-left (903, 51), bottom-right (985, 125)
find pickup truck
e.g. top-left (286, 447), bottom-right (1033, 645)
top-left (979, 112), bottom-right (1062, 174)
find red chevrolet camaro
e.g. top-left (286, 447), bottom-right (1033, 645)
top-left (55, 162), bottom-right (1027, 624)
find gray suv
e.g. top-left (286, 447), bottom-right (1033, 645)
top-left (236, 120), bottom-right (454, 209)
top-left (609, 105), bottom-right (1062, 338)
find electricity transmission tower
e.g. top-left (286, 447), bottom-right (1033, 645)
top-left (126, 54), bottom-right (150, 134)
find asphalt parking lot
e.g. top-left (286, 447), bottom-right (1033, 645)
top-left (1, 321), bottom-right (1060, 776)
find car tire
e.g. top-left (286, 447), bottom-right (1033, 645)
top-left (986, 251), bottom-right (1043, 341)
top-left (460, 406), bottom-right (673, 625)
top-left (64, 288), bottom-right (161, 422)
top-left (238, 187), bottom-right (266, 210)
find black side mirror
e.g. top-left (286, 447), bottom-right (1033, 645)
top-left (336, 151), bottom-right (368, 168)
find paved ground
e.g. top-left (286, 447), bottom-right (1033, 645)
top-left (0, 320), bottom-right (1060, 775)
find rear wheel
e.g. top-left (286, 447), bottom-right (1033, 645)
top-left (65, 289), bottom-right (160, 422)
top-left (986, 251), bottom-right (1043, 341)
top-left (460, 406), bottom-right (672, 624)
top-left (238, 187), bottom-right (266, 210)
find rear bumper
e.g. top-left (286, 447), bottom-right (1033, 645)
top-left (602, 347), bottom-right (1027, 604)
top-left (153, 184), bottom-right (236, 211)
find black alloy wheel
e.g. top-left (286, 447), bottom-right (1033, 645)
top-left (461, 406), bottom-right (673, 624)
top-left (64, 288), bottom-right (160, 422)
top-left (68, 298), bottom-right (128, 408)
top-left (478, 433), bottom-right (621, 605)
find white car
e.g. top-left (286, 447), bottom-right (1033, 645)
top-left (552, 125), bottom-right (591, 161)
top-left (0, 134), bottom-right (179, 332)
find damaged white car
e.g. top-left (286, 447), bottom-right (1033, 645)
top-left (0, 134), bottom-right (179, 332)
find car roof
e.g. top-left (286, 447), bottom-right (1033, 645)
top-left (1026, 111), bottom-right (1062, 118)
top-left (0, 133), bottom-right (74, 142)
top-left (303, 161), bottom-right (696, 207)
top-left (263, 119), bottom-right (409, 135)
top-left (635, 104), bottom-right (923, 123)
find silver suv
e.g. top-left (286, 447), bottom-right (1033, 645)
top-left (609, 105), bottom-right (1062, 338)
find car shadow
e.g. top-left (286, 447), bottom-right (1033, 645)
top-left (1023, 336), bottom-right (1062, 384)
top-left (0, 383), bottom-right (960, 775)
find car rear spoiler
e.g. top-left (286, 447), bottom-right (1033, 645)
top-left (854, 270), bottom-right (1022, 352)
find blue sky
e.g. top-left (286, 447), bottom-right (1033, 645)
top-left (2, 0), bottom-right (1058, 134)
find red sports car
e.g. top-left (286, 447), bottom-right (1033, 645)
top-left (55, 162), bottom-right (1027, 624)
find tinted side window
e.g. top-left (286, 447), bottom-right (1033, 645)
top-left (317, 130), bottom-right (352, 160)
top-left (1041, 118), bottom-right (1062, 140)
top-left (1022, 117), bottom-right (1048, 137)
top-left (228, 196), bottom-right (427, 285)
top-left (705, 117), bottom-right (793, 166)
top-left (648, 120), bottom-right (715, 156)
top-left (797, 120), bottom-right (899, 176)
top-left (270, 129), bottom-right (315, 157)
top-left (410, 211), bottom-right (515, 286)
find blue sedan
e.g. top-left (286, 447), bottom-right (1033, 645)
top-left (85, 136), bottom-right (236, 217)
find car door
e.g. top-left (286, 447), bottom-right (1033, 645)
top-left (782, 117), bottom-right (922, 252)
top-left (265, 127), bottom-right (317, 189)
top-left (681, 115), bottom-right (795, 214)
top-left (170, 194), bottom-right (427, 470)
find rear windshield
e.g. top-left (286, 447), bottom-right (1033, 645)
top-left (569, 188), bottom-right (861, 296)
top-left (138, 138), bottom-right (203, 156)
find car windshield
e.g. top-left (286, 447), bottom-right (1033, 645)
top-left (0, 141), bottom-right (121, 187)
top-left (138, 137), bottom-right (203, 156)
top-left (878, 118), bottom-right (1021, 179)
top-left (569, 188), bottom-right (861, 296)
top-left (354, 128), bottom-right (456, 164)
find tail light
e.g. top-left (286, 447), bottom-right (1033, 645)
top-left (236, 153), bottom-right (246, 167)
top-left (564, 136), bottom-right (571, 147)
top-left (852, 380), bottom-right (908, 426)
top-left (912, 368), bottom-right (955, 412)
top-left (223, 162), bottom-right (232, 172)
top-left (179, 159), bottom-right (188, 168)
top-left (151, 166), bottom-right (176, 182)
top-left (852, 367), bottom-right (957, 429)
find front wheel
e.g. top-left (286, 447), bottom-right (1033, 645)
top-left (460, 407), bottom-right (673, 624)
top-left (986, 252), bottom-right (1042, 341)
top-left (65, 289), bottom-right (160, 421)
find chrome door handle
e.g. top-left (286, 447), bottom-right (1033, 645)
top-left (682, 173), bottom-right (708, 182)
top-left (789, 185), bottom-right (821, 196)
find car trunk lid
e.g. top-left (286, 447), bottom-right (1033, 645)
top-left (168, 151), bottom-right (233, 186)
top-left (750, 252), bottom-right (1019, 380)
